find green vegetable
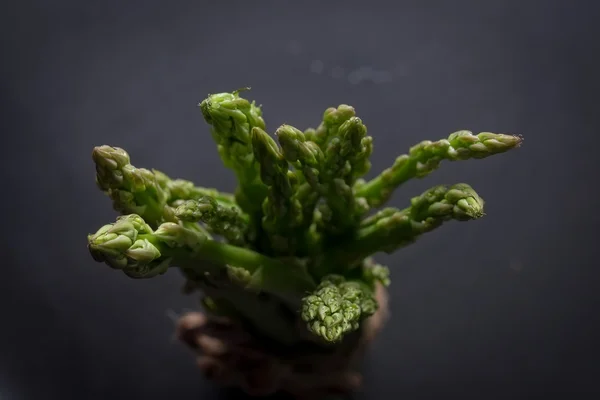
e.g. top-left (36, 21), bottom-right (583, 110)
top-left (301, 275), bottom-right (377, 342)
top-left (87, 88), bottom-right (522, 344)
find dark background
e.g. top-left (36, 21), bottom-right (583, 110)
top-left (1, 0), bottom-right (599, 399)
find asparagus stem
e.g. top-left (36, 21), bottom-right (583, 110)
top-left (251, 127), bottom-right (304, 254)
top-left (355, 131), bottom-right (522, 207)
top-left (198, 89), bottom-right (268, 215)
top-left (275, 125), bottom-right (324, 241)
top-left (93, 146), bottom-right (240, 228)
top-left (87, 214), bottom-right (316, 299)
top-left (92, 146), bottom-right (175, 227)
top-left (321, 183), bottom-right (485, 270)
top-left (318, 116), bottom-right (372, 233)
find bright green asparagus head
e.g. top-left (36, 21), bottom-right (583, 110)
top-left (88, 215), bottom-right (170, 278)
top-left (88, 88), bottom-right (522, 344)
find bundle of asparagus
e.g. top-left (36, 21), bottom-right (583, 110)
top-left (87, 88), bottom-right (521, 398)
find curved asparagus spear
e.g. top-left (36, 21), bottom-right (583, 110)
top-left (93, 146), bottom-right (238, 227)
top-left (322, 116), bottom-right (373, 185)
top-left (355, 131), bottom-right (522, 207)
top-left (87, 214), bottom-right (316, 300)
top-left (87, 214), bottom-right (170, 277)
top-left (318, 116), bottom-right (372, 232)
top-left (275, 125), bottom-right (323, 235)
top-left (93, 146), bottom-right (174, 226)
top-left (322, 183), bottom-right (485, 269)
top-left (198, 89), bottom-right (268, 215)
top-left (276, 124), bottom-right (323, 189)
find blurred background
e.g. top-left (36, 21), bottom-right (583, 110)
top-left (1, 0), bottom-right (599, 398)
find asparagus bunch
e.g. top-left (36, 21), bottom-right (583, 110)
top-left (87, 89), bottom-right (522, 344)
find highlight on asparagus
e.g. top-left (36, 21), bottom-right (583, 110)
top-left (87, 88), bottom-right (522, 344)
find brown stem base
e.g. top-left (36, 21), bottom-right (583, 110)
top-left (175, 284), bottom-right (389, 399)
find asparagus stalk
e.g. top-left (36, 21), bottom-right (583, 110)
top-left (275, 125), bottom-right (324, 236)
top-left (87, 214), bottom-right (316, 301)
top-left (198, 89), bottom-right (268, 216)
top-left (276, 117), bottom-right (372, 236)
top-left (355, 131), bottom-right (522, 207)
top-left (93, 146), bottom-right (239, 227)
top-left (320, 183), bottom-right (485, 270)
top-left (307, 104), bottom-right (356, 149)
top-left (92, 146), bottom-right (174, 227)
top-left (251, 127), bottom-right (303, 254)
top-left (317, 116), bottom-right (372, 233)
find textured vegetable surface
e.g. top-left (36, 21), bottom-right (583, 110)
top-left (88, 88), bottom-right (522, 343)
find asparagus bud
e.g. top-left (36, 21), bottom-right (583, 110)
top-left (301, 275), bottom-right (377, 342)
top-left (323, 116), bottom-right (372, 184)
top-left (252, 127), bottom-right (303, 254)
top-left (337, 117), bottom-right (373, 182)
top-left (276, 124), bottom-right (323, 189)
top-left (362, 258), bottom-right (391, 287)
top-left (198, 89), bottom-right (268, 215)
top-left (87, 215), bottom-right (170, 278)
top-left (92, 146), bottom-right (174, 226)
top-left (311, 105), bottom-right (356, 148)
top-left (277, 116), bottom-right (373, 235)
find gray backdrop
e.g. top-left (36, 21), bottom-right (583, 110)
top-left (2, 0), bottom-right (599, 399)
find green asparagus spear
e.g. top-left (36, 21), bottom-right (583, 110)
top-left (277, 119), bottom-right (372, 235)
top-left (92, 146), bottom-right (175, 227)
top-left (356, 131), bottom-right (522, 207)
top-left (251, 126), bottom-right (306, 254)
top-left (93, 146), bottom-right (239, 227)
top-left (322, 183), bottom-right (485, 269)
top-left (198, 89), bottom-right (268, 216)
top-left (88, 214), bottom-right (315, 301)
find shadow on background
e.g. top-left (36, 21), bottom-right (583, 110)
top-left (1, 0), bottom-right (599, 399)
